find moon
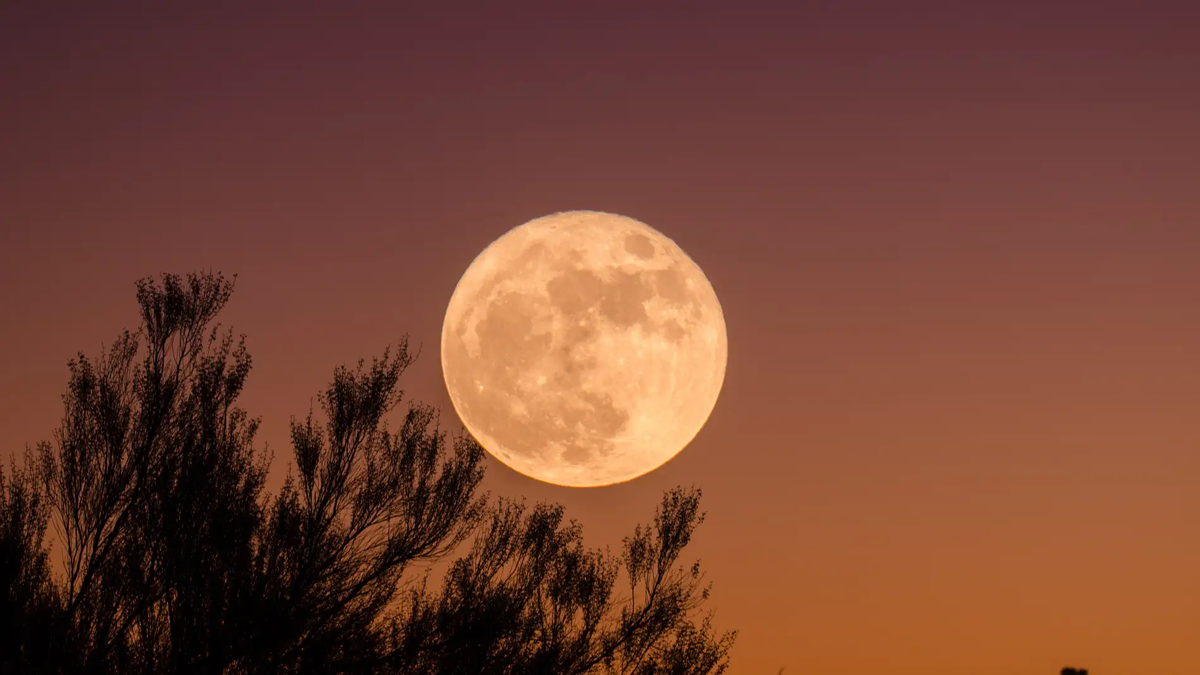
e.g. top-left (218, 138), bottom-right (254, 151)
top-left (440, 211), bottom-right (727, 487)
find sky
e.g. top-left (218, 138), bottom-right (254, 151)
top-left (2, 3), bottom-right (1198, 673)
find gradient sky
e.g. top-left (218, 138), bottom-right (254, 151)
top-left (2, 3), bottom-right (1198, 673)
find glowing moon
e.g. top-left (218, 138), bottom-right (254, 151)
top-left (441, 211), bottom-right (727, 487)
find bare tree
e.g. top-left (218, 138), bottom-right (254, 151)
top-left (1, 271), bottom-right (734, 675)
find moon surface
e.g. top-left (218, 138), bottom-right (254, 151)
top-left (440, 211), bottom-right (727, 487)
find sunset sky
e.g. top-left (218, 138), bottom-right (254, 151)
top-left (2, 3), bottom-right (1198, 673)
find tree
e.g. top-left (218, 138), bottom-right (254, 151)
top-left (0, 453), bottom-right (61, 673)
top-left (1061, 668), bottom-right (1088, 675)
top-left (0, 271), bottom-right (734, 674)
top-left (387, 487), bottom-right (733, 674)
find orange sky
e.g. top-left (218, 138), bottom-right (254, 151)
top-left (2, 4), bottom-right (1198, 673)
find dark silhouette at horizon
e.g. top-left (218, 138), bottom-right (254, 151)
top-left (0, 271), bottom-right (734, 674)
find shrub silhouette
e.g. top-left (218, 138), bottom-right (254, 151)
top-left (0, 453), bottom-right (60, 672)
top-left (0, 271), bottom-right (734, 674)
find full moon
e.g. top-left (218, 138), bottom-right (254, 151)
top-left (441, 211), bottom-right (727, 487)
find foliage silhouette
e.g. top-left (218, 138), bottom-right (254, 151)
top-left (1061, 668), bottom-right (1088, 675)
top-left (0, 454), bottom-right (61, 672)
top-left (0, 271), bottom-right (734, 674)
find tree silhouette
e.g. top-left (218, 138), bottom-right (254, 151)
top-left (0, 453), bottom-right (61, 672)
top-left (0, 271), bottom-right (734, 674)
top-left (1061, 668), bottom-right (1089, 675)
top-left (387, 487), bottom-right (732, 674)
